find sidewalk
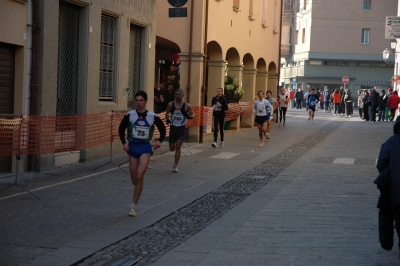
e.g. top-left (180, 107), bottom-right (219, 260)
top-left (0, 109), bottom-right (397, 265)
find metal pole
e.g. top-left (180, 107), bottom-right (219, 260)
top-left (199, 0), bottom-right (209, 143)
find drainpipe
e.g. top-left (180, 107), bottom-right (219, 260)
top-left (276, 0), bottom-right (283, 123)
top-left (30, 0), bottom-right (40, 116)
top-left (199, 0), bottom-right (209, 143)
top-left (26, 0), bottom-right (33, 115)
top-left (186, 0), bottom-right (194, 103)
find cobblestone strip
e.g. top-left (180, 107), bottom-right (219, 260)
top-left (75, 121), bottom-right (344, 266)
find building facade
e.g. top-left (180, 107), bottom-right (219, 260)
top-left (281, 0), bottom-right (397, 99)
top-left (155, 0), bottom-right (282, 139)
top-left (0, 0), bottom-right (157, 172)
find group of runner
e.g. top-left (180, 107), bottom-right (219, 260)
top-left (118, 87), bottom-right (319, 217)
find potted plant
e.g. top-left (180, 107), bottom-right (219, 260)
top-left (223, 74), bottom-right (244, 130)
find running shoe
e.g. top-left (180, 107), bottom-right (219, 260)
top-left (279, 123), bottom-right (282, 127)
top-left (173, 165), bottom-right (179, 172)
top-left (220, 141), bottom-right (224, 148)
top-left (211, 142), bottom-right (217, 148)
top-left (308, 114), bottom-right (311, 120)
top-left (129, 206), bottom-right (136, 217)
top-left (283, 122), bottom-right (286, 127)
top-left (259, 141), bottom-right (264, 147)
top-left (266, 133), bottom-right (270, 139)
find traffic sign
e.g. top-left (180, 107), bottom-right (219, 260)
top-left (342, 76), bottom-right (349, 84)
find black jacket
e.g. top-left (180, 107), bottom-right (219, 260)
top-left (295, 90), bottom-right (303, 100)
top-left (211, 95), bottom-right (228, 117)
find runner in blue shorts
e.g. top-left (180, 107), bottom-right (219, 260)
top-left (307, 88), bottom-right (319, 123)
top-left (119, 91), bottom-right (166, 217)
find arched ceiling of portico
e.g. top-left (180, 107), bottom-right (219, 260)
top-left (268, 61), bottom-right (277, 74)
top-left (207, 41), bottom-right (223, 61)
top-left (256, 58), bottom-right (267, 72)
top-left (243, 53), bottom-right (255, 69)
top-left (226, 47), bottom-right (240, 65)
top-left (156, 36), bottom-right (181, 53)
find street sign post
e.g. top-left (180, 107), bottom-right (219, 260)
top-left (342, 76), bottom-right (349, 84)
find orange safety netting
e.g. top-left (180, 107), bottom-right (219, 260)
top-left (0, 104), bottom-right (254, 158)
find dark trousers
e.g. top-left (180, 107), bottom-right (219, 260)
top-left (346, 102), bottom-right (352, 116)
top-left (363, 105), bottom-right (370, 121)
top-left (390, 108), bottom-right (396, 121)
top-left (334, 103), bottom-right (340, 114)
top-left (359, 107), bottom-right (363, 118)
top-left (213, 115), bottom-right (225, 142)
top-left (371, 105), bottom-right (378, 122)
top-left (379, 208), bottom-right (400, 250)
top-left (296, 99), bottom-right (302, 109)
top-left (325, 101), bottom-right (330, 111)
top-left (378, 108), bottom-right (386, 121)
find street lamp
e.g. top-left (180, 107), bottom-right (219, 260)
top-left (383, 39), bottom-right (398, 65)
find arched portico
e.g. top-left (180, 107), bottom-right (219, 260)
top-left (268, 61), bottom-right (279, 96)
top-left (242, 53), bottom-right (256, 127)
top-left (256, 58), bottom-right (269, 95)
top-left (206, 41), bottom-right (224, 106)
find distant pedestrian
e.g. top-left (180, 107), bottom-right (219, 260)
top-left (387, 91), bottom-right (400, 122)
top-left (332, 88), bottom-right (341, 115)
top-left (378, 90), bottom-right (388, 122)
top-left (295, 88), bottom-right (303, 109)
top-left (344, 89), bottom-right (353, 118)
top-left (339, 86), bottom-right (345, 116)
top-left (357, 90), bottom-right (364, 119)
top-left (289, 88), bottom-right (295, 108)
top-left (362, 90), bottom-right (370, 121)
top-left (375, 117), bottom-right (400, 253)
top-left (385, 88), bottom-right (394, 121)
top-left (323, 86), bottom-right (331, 112)
top-left (370, 87), bottom-right (380, 123)
top-left (211, 87), bottom-right (228, 148)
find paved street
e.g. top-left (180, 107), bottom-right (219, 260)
top-left (0, 108), bottom-right (398, 265)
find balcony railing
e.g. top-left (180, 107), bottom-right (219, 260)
top-left (282, 65), bottom-right (304, 78)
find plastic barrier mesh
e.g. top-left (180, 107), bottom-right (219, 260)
top-left (0, 104), bottom-right (253, 158)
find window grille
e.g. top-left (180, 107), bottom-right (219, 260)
top-left (57, 1), bottom-right (79, 117)
top-left (99, 14), bottom-right (116, 101)
top-left (127, 24), bottom-right (143, 110)
top-left (362, 29), bottom-right (370, 44)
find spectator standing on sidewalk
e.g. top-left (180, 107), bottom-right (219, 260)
top-left (319, 89), bottom-right (324, 111)
top-left (363, 90), bottom-right (371, 121)
top-left (339, 86), bottom-right (346, 116)
top-left (344, 89), bottom-right (354, 117)
top-left (118, 91), bottom-right (166, 217)
top-left (295, 88), bottom-right (303, 109)
top-left (370, 87), bottom-right (380, 123)
top-left (385, 88), bottom-right (394, 121)
top-left (387, 91), bottom-right (400, 122)
top-left (357, 90), bottom-right (364, 119)
top-left (375, 117), bottom-right (400, 253)
top-left (323, 86), bottom-right (331, 112)
top-left (378, 90), bottom-right (388, 122)
top-left (332, 88), bottom-right (341, 115)
top-left (289, 88), bottom-right (295, 108)
top-left (211, 87), bottom-right (228, 148)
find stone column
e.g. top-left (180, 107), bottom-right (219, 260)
top-left (242, 68), bottom-right (257, 127)
top-left (207, 60), bottom-right (226, 102)
top-left (227, 65), bottom-right (243, 130)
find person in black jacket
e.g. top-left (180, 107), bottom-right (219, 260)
top-left (295, 88), bottom-right (303, 109)
top-left (362, 90), bottom-right (370, 121)
top-left (211, 87), bottom-right (229, 148)
top-left (370, 87), bottom-right (380, 123)
top-left (375, 117), bottom-right (400, 253)
top-left (378, 90), bottom-right (388, 122)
